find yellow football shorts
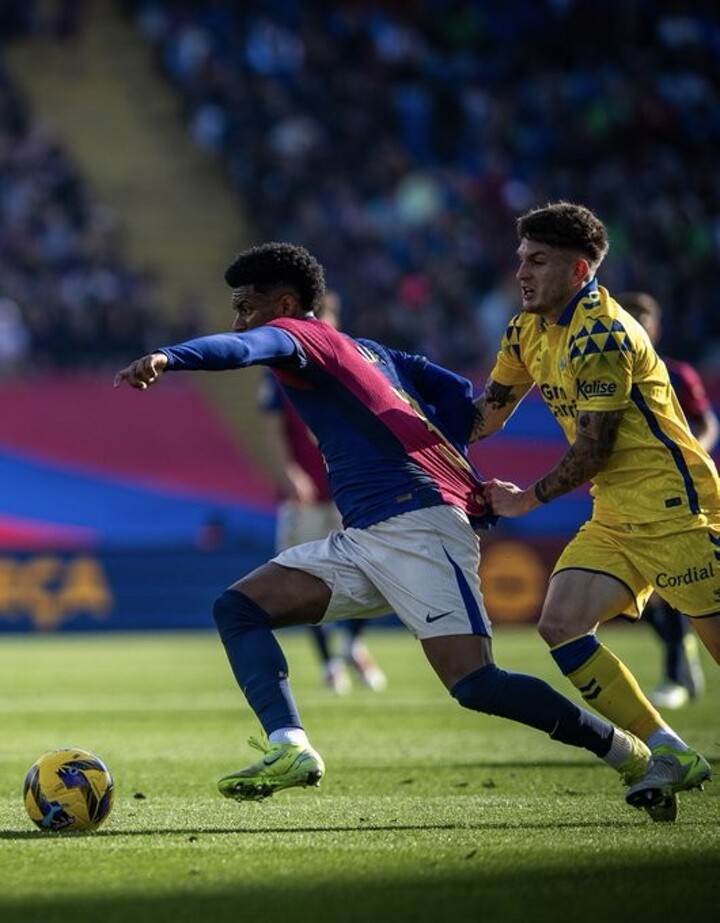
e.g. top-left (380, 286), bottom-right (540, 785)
top-left (552, 510), bottom-right (720, 619)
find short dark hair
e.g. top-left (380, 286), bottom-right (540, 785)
top-left (224, 242), bottom-right (326, 312)
top-left (517, 201), bottom-right (609, 267)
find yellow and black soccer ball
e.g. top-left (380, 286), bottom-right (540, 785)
top-left (23, 748), bottom-right (115, 832)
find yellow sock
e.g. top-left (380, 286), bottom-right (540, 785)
top-left (565, 643), bottom-right (666, 741)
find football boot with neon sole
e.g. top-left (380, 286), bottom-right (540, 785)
top-left (626, 744), bottom-right (711, 813)
top-left (218, 736), bottom-right (325, 801)
top-left (617, 733), bottom-right (677, 822)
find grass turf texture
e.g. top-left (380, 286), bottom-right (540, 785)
top-left (0, 625), bottom-right (717, 922)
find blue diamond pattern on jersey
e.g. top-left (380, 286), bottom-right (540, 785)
top-left (568, 318), bottom-right (633, 361)
top-left (503, 316), bottom-right (523, 361)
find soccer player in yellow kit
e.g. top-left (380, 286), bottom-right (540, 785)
top-left (471, 201), bottom-right (717, 815)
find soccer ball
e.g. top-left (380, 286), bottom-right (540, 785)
top-left (23, 747), bottom-right (115, 832)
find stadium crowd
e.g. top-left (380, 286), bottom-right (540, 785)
top-left (2, 1), bottom-right (720, 382)
top-left (120, 0), bottom-right (720, 380)
top-left (0, 3), bottom-right (200, 374)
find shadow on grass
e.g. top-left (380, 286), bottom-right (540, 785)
top-left (0, 855), bottom-right (717, 922)
top-left (3, 814), bottom-right (716, 840)
top-left (334, 757), bottom-right (720, 771)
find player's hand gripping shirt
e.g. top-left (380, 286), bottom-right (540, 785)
top-left (160, 317), bottom-right (493, 530)
top-left (489, 279), bottom-right (720, 525)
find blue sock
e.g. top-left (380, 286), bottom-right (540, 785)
top-left (549, 633), bottom-right (600, 674)
top-left (213, 589), bottom-right (302, 735)
top-left (451, 664), bottom-right (613, 757)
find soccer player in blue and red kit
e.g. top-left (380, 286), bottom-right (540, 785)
top-left (258, 290), bottom-right (386, 695)
top-left (115, 241), bottom-right (662, 818)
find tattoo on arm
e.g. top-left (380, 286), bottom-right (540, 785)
top-left (533, 409), bottom-right (623, 503)
top-left (471, 380), bottom-right (519, 441)
top-left (470, 404), bottom-right (486, 441)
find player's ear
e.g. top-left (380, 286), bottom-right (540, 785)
top-left (573, 257), bottom-right (591, 285)
top-left (279, 291), bottom-right (301, 316)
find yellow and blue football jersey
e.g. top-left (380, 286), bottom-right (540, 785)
top-left (490, 279), bottom-right (720, 525)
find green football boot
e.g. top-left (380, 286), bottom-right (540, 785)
top-left (218, 736), bottom-right (325, 801)
top-left (617, 733), bottom-right (678, 822)
top-left (626, 744), bottom-right (711, 813)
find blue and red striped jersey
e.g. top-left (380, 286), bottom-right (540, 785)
top-left (160, 317), bottom-right (494, 530)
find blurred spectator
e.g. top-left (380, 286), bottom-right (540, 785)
top-left (0, 295), bottom-right (29, 374)
top-left (122, 0), bottom-right (720, 380)
top-left (0, 32), bottom-right (201, 372)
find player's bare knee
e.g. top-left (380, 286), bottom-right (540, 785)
top-left (537, 612), bottom-right (567, 646)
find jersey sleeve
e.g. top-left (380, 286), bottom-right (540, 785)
top-left (160, 326), bottom-right (302, 371)
top-left (404, 354), bottom-right (476, 447)
top-left (489, 315), bottom-right (535, 388)
top-left (372, 346), bottom-right (476, 447)
top-left (568, 317), bottom-right (633, 411)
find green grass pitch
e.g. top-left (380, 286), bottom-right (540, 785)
top-left (0, 625), bottom-right (717, 922)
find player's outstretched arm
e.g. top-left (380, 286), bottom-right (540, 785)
top-left (113, 352), bottom-right (169, 390)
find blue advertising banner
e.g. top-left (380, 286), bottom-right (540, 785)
top-left (0, 531), bottom-right (568, 633)
top-left (0, 545), bottom-right (268, 633)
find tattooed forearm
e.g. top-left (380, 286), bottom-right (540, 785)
top-left (470, 403), bottom-right (487, 441)
top-left (470, 380), bottom-right (520, 441)
top-left (485, 379), bottom-right (518, 410)
top-left (533, 442), bottom-right (598, 503)
top-left (533, 409), bottom-right (623, 503)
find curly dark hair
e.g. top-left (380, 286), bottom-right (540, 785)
top-left (517, 201), bottom-right (609, 267)
top-left (224, 242), bottom-right (326, 312)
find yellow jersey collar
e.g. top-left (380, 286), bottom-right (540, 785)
top-left (555, 277), bottom-right (599, 327)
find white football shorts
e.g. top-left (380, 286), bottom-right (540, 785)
top-left (271, 504), bottom-right (492, 640)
